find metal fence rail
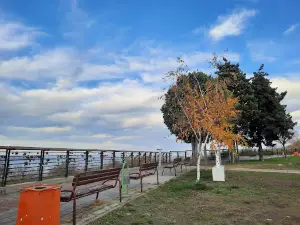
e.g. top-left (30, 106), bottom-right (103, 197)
top-left (0, 146), bottom-right (191, 187)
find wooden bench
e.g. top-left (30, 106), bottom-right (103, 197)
top-left (162, 158), bottom-right (181, 176)
top-left (180, 157), bottom-right (193, 172)
top-left (60, 168), bottom-right (122, 225)
top-left (129, 162), bottom-right (159, 192)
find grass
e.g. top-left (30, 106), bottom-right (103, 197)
top-left (90, 170), bottom-right (300, 225)
top-left (228, 156), bottom-right (300, 170)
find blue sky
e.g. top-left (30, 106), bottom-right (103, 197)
top-left (0, 0), bottom-right (299, 150)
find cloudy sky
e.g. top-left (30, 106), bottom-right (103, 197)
top-left (0, 0), bottom-right (299, 151)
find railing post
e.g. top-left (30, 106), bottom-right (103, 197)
top-left (85, 151), bottom-right (89, 172)
top-left (149, 152), bottom-right (152, 162)
top-left (169, 152), bottom-right (171, 163)
top-left (100, 151), bottom-right (104, 169)
top-left (38, 150), bottom-right (45, 181)
top-left (1, 149), bottom-right (11, 187)
top-left (112, 151), bottom-right (115, 168)
top-left (138, 152), bottom-right (141, 166)
top-left (144, 152), bottom-right (147, 163)
top-left (165, 153), bottom-right (167, 163)
top-left (121, 152), bottom-right (125, 164)
top-left (185, 151), bottom-right (187, 159)
top-left (154, 152), bottom-right (157, 163)
top-left (131, 152), bottom-right (134, 167)
top-left (65, 150), bottom-right (70, 178)
top-left (177, 152), bottom-right (179, 158)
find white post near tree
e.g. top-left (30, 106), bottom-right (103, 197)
top-left (212, 145), bottom-right (225, 181)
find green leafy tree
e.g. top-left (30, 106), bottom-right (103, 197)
top-left (215, 59), bottom-right (257, 162)
top-left (278, 111), bottom-right (297, 157)
top-left (248, 65), bottom-right (288, 161)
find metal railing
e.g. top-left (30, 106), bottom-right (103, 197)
top-left (0, 146), bottom-right (191, 187)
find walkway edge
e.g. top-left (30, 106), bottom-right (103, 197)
top-left (200, 166), bottom-right (300, 174)
top-left (78, 174), bottom-right (181, 225)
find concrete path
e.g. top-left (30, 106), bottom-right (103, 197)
top-left (0, 166), bottom-right (191, 225)
top-left (201, 166), bottom-right (300, 174)
top-left (225, 167), bottom-right (300, 174)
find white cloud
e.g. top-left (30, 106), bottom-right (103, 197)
top-left (291, 110), bottom-right (300, 124)
top-left (247, 40), bottom-right (278, 62)
top-left (121, 113), bottom-right (164, 128)
top-left (47, 111), bottom-right (83, 124)
top-left (271, 77), bottom-right (300, 112)
top-left (112, 135), bottom-right (142, 141)
top-left (271, 77), bottom-right (300, 129)
top-left (0, 20), bottom-right (43, 51)
top-left (0, 137), bottom-right (142, 150)
top-left (283, 24), bottom-right (298, 35)
top-left (209, 9), bottom-right (257, 41)
top-left (0, 48), bottom-right (78, 80)
top-left (91, 133), bottom-right (113, 139)
top-left (8, 126), bottom-right (72, 133)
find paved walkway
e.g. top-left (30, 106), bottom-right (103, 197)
top-left (0, 166), bottom-right (191, 225)
top-left (201, 166), bottom-right (300, 174)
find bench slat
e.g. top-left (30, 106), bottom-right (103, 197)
top-left (73, 168), bottom-right (121, 183)
top-left (140, 163), bottom-right (158, 171)
top-left (74, 174), bottom-right (119, 186)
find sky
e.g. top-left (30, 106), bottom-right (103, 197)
top-left (0, 0), bottom-right (300, 151)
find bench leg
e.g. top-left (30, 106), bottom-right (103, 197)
top-left (161, 168), bottom-right (165, 176)
top-left (96, 192), bottom-right (99, 200)
top-left (119, 181), bottom-right (122, 202)
top-left (181, 164), bottom-right (183, 173)
top-left (73, 196), bottom-right (76, 225)
top-left (174, 167), bottom-right (177, 176)
top-left (156, 170), bottom-right (159, 185)
top-left (140, 177), bottom-right (143, 192)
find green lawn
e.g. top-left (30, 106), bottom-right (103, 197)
top-left (91, 170), bottom-right (300, 225)
top-left (228, 156), bottom-right (300, 170)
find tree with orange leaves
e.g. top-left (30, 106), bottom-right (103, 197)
top-left (164, 58), bottom-right (243, 182)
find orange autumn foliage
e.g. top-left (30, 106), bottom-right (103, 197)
top-left (171, 75), bottom-right (244, 151)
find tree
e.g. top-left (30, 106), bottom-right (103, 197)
top-left (215, 59), bottom-right (256, 162)
top-left (161, 71), bottom-right (211, 162)
top-left (278, 111), bottom-right (297, 157)
top-left (248, 65), bottom-right (288, 161)
top-left (162, 59), bottom-right (243, 181)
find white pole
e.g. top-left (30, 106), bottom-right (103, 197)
top-left (157, 149), bottom-right (162, 167)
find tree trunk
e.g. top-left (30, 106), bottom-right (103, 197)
top-left (215, 149), bottom-right (221, 167)
top-left (203, 143), bottom-right (208, 169)
top-left (196, 138), bottom-right (202, 182)
top-left (258, 142), bottom-right (263, 161)
top-left (283, 143), bottom-right (287, 158)
top-left (191, 139), bottom-right (197, 165)
top-left (230, 150), bottom-right (235, 163)
top-left (235, 141), bottom-right (239, 162)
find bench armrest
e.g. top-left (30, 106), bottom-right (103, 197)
top-left (129, 172), bottom-right (140, 176)
top-left (102, 178), bottom-right (118, 185)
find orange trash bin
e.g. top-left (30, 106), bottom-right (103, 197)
top-left (16, 184), bottom-right (61, 225)
top-left (294, 152), bottom-right (299, 157)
